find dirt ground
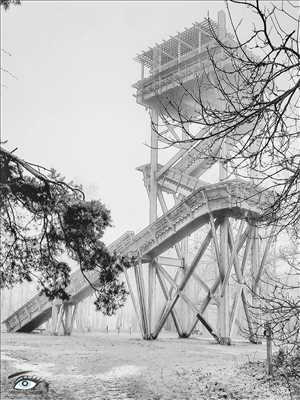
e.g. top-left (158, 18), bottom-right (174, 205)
top-left (1, 331), bottom-right (290, 400)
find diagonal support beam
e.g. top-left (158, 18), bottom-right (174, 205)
top-left (157, 256), bottom-right (183, 268)
top-left (157, 147), bottom-right (189, 179)
top-left (229, 285), bottom-right (243, 337)
top-left (227, 224), bottom-right (259, 342)
top-left (239, 226), bottom-right (251, 250)
top-left (134, 262), bottom-right (149, 338)
top-left (157, 126), bottom-right (208, 178)
top-left (156, 264), bottom-right (220, 342)
top-left (175, 35), bottom-right (194, 50)
top-left (253, 226), bottom-right (276, 292)
top-left (122, 265), bottom-right (144, 335)
top-left (202, 190), bottom-right (223, 278)
top-left (191, 271), bottom-right (211, 293)
top-left (187, 277), bottom-right (221, 337)
top-left (226, 223), bottom-right (252, 338)
top-left (148, 260), bottom-right (156, 335)
top-left (152, 219), bottom-right (220, 339)
top-left (165, 123), bottom-right (182, 142)
top-left (157, 189), bottom-right (182, 259)
top-left (157, 189), bottom-right (184, 303)
top-left (155, 263), bottom-right (184, 337)
top-left (69, 304), bottom-right (77, 334)
top-left (55, 304), bottom-right (64, 335)
top-left (241, 227), bottom-right (253, 275)
top-left (229, 222), bottom-right (252, 279)
top-left (241, 289), bottom-right (256, 342)
top-left (221, 219), bottom-right (246, 296)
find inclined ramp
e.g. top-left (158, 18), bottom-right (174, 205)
top-left (2, 232), bottom-right (135, 333)
top-left (2, 179), bottom-right (273, 333)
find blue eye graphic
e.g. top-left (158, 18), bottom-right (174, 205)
top-left (14, 377), bottom-right (39, 390)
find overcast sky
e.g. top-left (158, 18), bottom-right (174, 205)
top-left (1, 0), bottom-right (280, 244)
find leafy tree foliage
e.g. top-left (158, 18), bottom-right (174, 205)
top-left (0, 147), bottom-right (132, 315)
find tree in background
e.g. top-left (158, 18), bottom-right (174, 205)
top-left (0, 146), bottom-right (132, 315)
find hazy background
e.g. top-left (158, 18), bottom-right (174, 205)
top-left (1, 0), bottom-right (275, 244)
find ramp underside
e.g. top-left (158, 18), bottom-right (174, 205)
top-left (18, 308), bottom-right (52, 333)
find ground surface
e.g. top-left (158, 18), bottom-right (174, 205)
top-left (1, 332), bottom-right (291, 400)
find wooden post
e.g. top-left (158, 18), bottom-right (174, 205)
top-left (138, 262), bottom-right (150, 338)
top-left (70, 304), bottom-right (77, 334)
top-left (54, 303), bottom-right (64, 336)
top-left (148, 108), bottom-right (158, 337)
top-left (63, 303), bottom-right (73, 336)
top-left (264, 322), bottom-right (273, 375)
top-left (217, 119), bottom-right (231, 344)
top-left (218, 216), bottom-right (230, 343)
top-left (251, 227), bottom-right (259, 293)
top-left (134, 263), bottom-right (148, 338)
top-left (180, 125), bottom-right (191, 333)
top-left (51, 303), bottom-right (59, 335)
top-left (149, 109), bottom-right (158, 221)
top-left (51, 301), bottom-right (63, 336)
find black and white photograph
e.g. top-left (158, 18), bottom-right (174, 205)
top-left (1, 0), bottom-right (299, 399)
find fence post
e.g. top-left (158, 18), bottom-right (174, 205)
top-left (264, 321), bottom-right (273, 375)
